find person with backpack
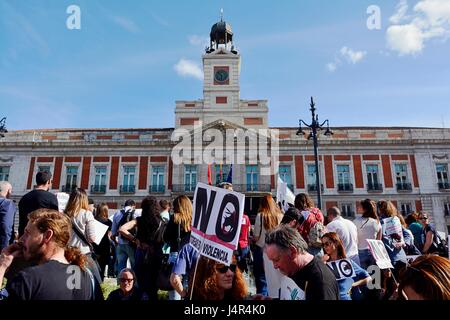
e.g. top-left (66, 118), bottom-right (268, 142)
top-left (293, 193), bottom-right (326, 256)
top-left (119, 196), bottom-right (164, 300)
top-left (419, 212), bottom-right (448, 256)
top-left (111, 199), bottom-right (137, 273)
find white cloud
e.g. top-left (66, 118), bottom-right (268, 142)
top-left (174, 59), bottom-right (203, 80)
top-left (386, 24), bottom-right (424, 55)
top-left (188, 35), bottom-right (209, 47)
top-left (326, 46), bottom-right (366, 72)
top-left (387, 0), bottom-right (450, 55)
top-left (110, 16), bottom-right (140, 33)
top-left (326, 63), bottom-right (338, 72)
top-left (340, 47), bottom-right (367, 64)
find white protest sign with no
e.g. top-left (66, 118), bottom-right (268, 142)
top-left (367, 239), bottom-right (394, 269)
top-left (190, 182), bottom-right (245, 265)
top-left (326, 259), bottom-right (356, 280)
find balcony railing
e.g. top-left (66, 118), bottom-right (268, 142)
top-left (307, 184), bottom-right (324, 193)
top-left (90, 185), bottom-right (106, 194)
top-left (337, 183), bottom-right (354, 192)
top-left (396, 182), bottom-right (412, 191)
top-left (232, 184), bottom-right (271, 192)
top-left (438, 182), bottom-right (450, 190)
top-left (61, 184), bottom-right (77, 193)
top-left (172, 184), bottom-right (196, 193)
top-left (120, 185), bottom-right (136, 194)
top-left (149, 185), bottom-right (165, 193)
top-left (367, 183), bottom-right (383, 192)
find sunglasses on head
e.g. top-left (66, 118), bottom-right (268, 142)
top-left (217, 264), bottom-right (237, 274)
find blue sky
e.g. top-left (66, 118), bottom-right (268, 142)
top-left (1, 0), bottom-right (449, 130)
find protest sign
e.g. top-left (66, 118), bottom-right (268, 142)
top-left (92, 219), bottom-right (109, 245)
top-left (190, 182), bottom-right (245, 265)
top-left (367, 239), bottom-right (394, 269)
top-left (56, 192), bottom-right (70, 213)
top-left (276, 176), bottom-right (295, 212)
top-left (382, 217), bottom-right (404, 244)
top-left (326, 259), bottom-right (356, 280)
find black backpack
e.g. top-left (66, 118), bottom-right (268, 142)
top-left (118, 209), bottom-right (136, 240)
top-left (152, 217), bottom-right (169, 245)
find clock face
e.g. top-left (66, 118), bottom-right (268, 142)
top-left (214, 69), bottom-right (229, 83)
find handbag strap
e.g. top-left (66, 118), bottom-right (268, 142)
top-left (71, 220), bottom-right (94, 252)
top-left (177, 221), bottom-right (181, 249)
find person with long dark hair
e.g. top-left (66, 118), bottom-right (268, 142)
top-left (92, 203), bottom-right (112, 281)
top-left (321, 232), bottom-right (371, 300)
top-left (353, 199), bottom-right (382, 270)
top-left (119, 196), bottom-right (162, 300)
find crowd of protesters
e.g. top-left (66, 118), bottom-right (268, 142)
top-left (0, 171), bottom-right (449, 300)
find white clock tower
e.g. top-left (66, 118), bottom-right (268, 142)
top-left (175, 17), bottom-right (268, 129)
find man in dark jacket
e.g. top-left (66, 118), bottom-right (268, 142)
top-left (18, 171), bottom-right (58, 237)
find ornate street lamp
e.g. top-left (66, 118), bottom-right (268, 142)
top-left (0, 117), bottom-right (7, 138)
top-left (297, 97), bottom-right (333, 209)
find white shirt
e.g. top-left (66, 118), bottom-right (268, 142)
top-left (326, 216), bottom-right (359, 258)
top-left (353, 216), bottom-right (382, 250)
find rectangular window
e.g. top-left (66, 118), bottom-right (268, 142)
top-left (307, 164), bottom-right (316, 188)
top-left (65, 166), bottom-right (78, 191)
top-left (94, 167), bottom-right (107, 187)
top-left (0, 166), bottom-right (10, 181)
top-left (38, 166), bottom-right (51, 174)
top-left (151, 166), bottom-right (165, 192)
top-left (394, 163), bottom-right (409, 184)
top-left (279, 165), bottom-right (292, 188)
top-left (246, 165), bottom-right (258, 191)
top-left (337, 165), bottom-right (350, 184)
top-left (400, 202), bottom-right (412, 216)
top-left (184, 165), bottom-right (197, 192)
top-left (444, 203), bottom-right (450, 216)
top-left (215, 164), bottom-right (230, 185)
top-left (341, 203), bottom-right (354, 218)
top-left (123, 166), bottom-right (136, 187)
top-left (366, 164), bottom-right (379, 186)
top-left (436, 164), bottom-right (449, 183)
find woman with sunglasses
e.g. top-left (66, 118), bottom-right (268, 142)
top-left (418, 212), bottom-right (441, 255)
top-left (107, 268), bottom-right (147, 301)
top-left (188, 255), bottom-right (248, 300)
top-left (321, 232), bottom-right (371, 300)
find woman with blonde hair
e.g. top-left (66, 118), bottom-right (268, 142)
top-left (188, 255), bottom-right (248, 301)
top-left (252, 194), bottom-right (283, 297)
top-left (163, 195), bottom-right (193, 300)
top-left (377, 200), bottom-right (407, 278)
top-left (64, 188), bottom-right (101, 283)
